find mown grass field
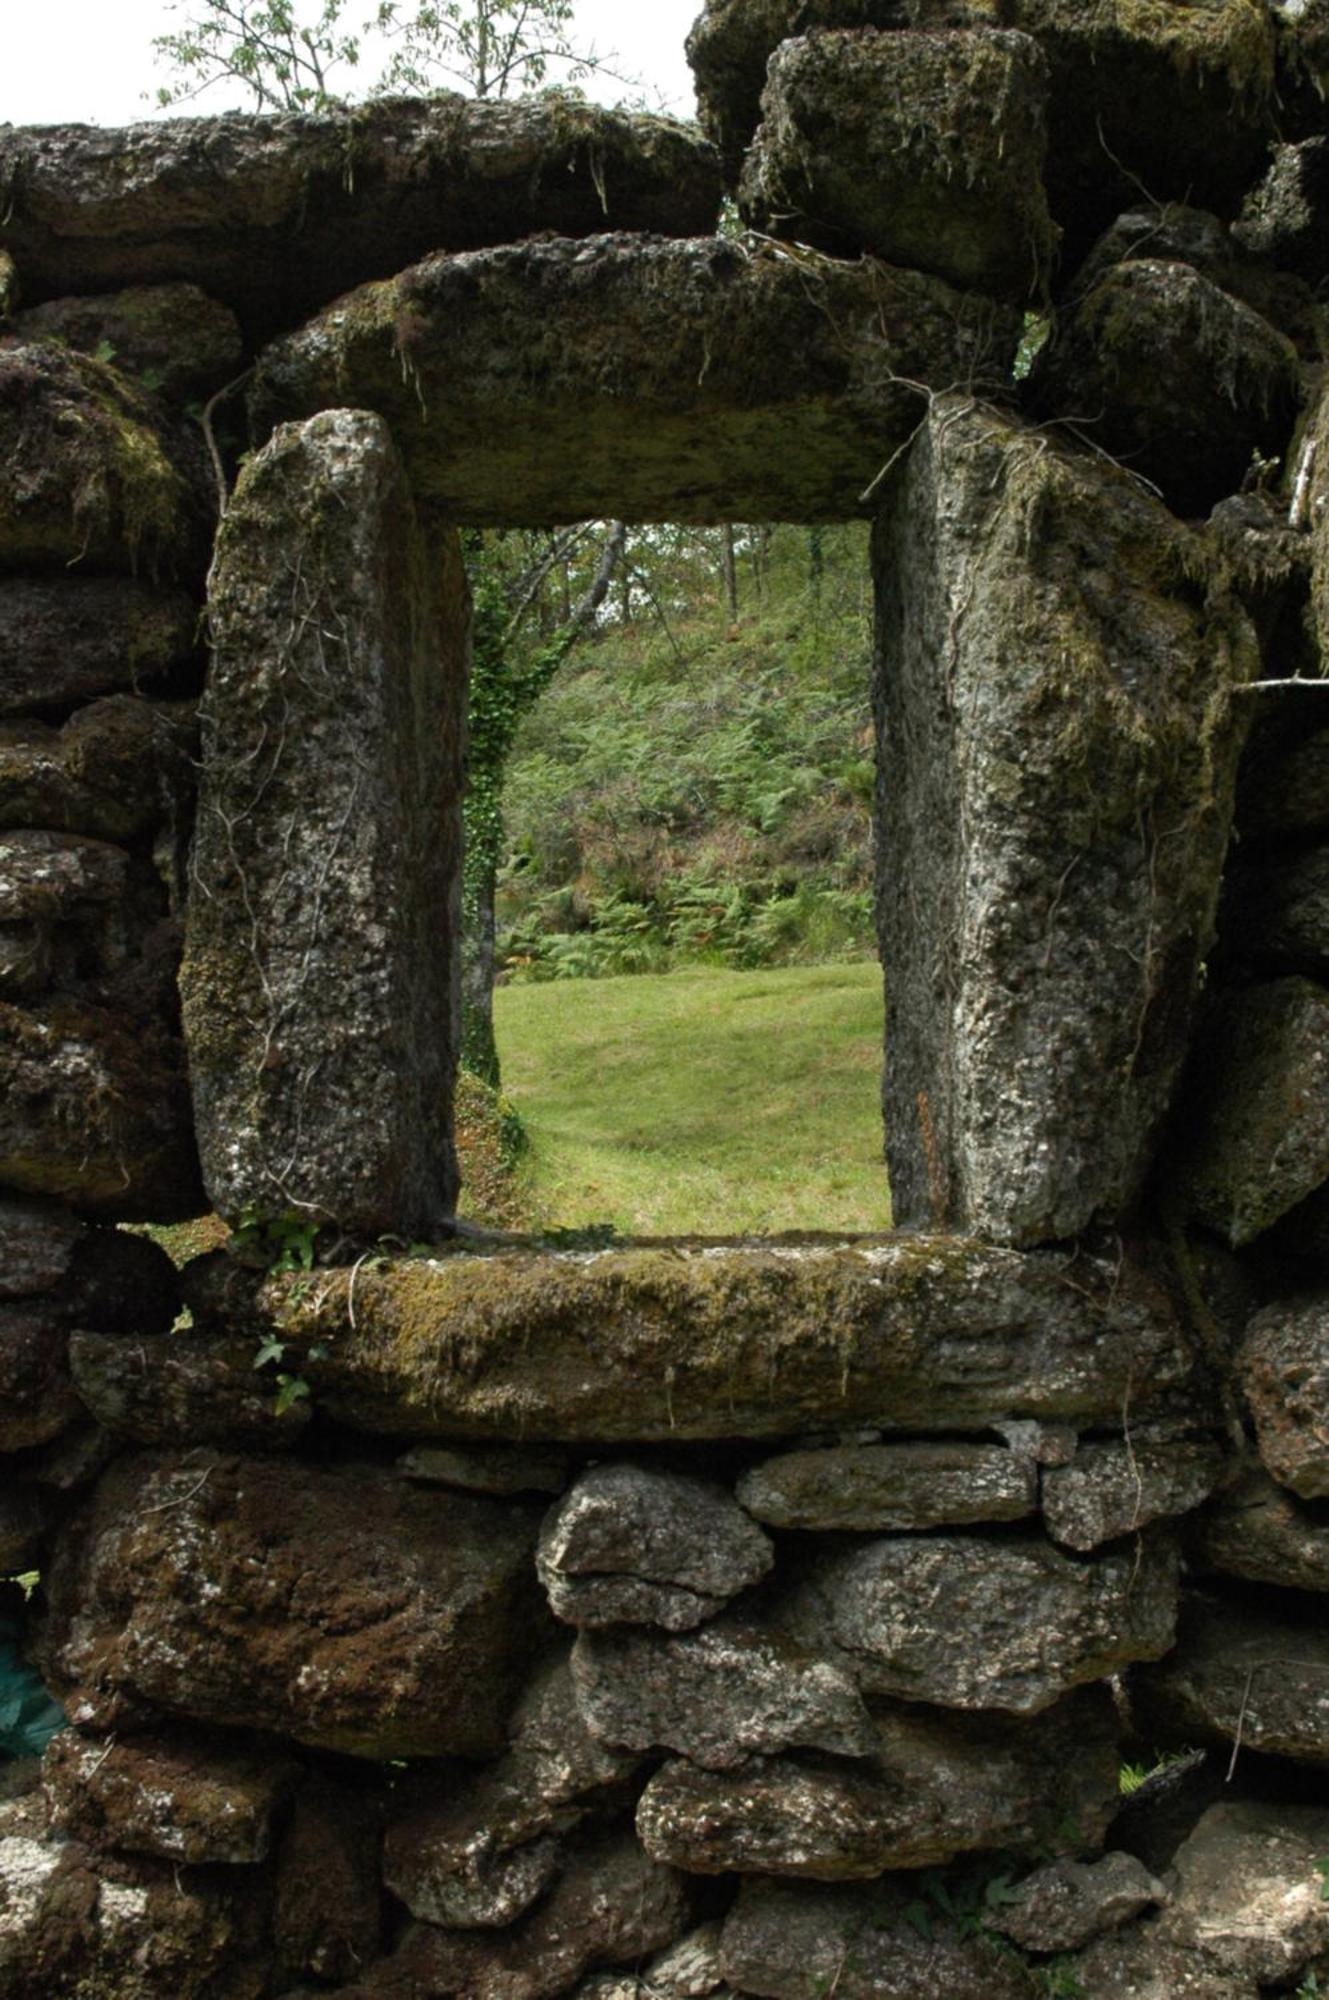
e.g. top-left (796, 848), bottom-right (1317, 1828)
top-left (484, 960), bottom-right (891, 1237)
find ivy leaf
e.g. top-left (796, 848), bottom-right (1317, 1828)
top-left (253, 1338), bottom-right (285, 1370)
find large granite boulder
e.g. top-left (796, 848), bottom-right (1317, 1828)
top-left (41, 1450), bottom-right (547, 1759)
top-left (873, 395), bottom-right (1257, 1243)
top-left (181, 409), bottom-right (467, 1237)
top-left (0, 578), bottom-right (199, 715)
top-left (248, 234), bottom-right (1021, 526)
top-left (739, 28), bottom-right (1054, 300)
top-left (0, 98), bottom-right (722, 339)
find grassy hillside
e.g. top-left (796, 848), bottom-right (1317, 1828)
top-left (476, 961), bottom-right (891, 1237)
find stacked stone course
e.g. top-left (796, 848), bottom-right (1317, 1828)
top-left (3, 7), bottom-right (1329, 1993)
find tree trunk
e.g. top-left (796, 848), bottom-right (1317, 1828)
top-left (721, 524), bottom-right (739, 622)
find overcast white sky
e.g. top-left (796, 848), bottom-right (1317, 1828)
top-left (3, 0), bottom-right (702, 127)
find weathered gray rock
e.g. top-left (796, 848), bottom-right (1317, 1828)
top-left (1240, 1291), bottom-right (1329, 1497)
top-left (385, 1825), bottom-right (562, 1930)
top-left (1224, 846), bottom-right (1329, 975)
top-left (572, 1617), bottom-right (876, 1771)
top-left (68, 1326), bottom-right (312, 1448)
top-left (990, 1852), bottom-right (1164, 1954)
top-left (0, 98), bottom-right (721, 338)
top-left (0, 342), bottom-right (211, 578)
top-left (737, 1439), bottom-right (1036, 1531)
top-left (1042, 1439), bottom-right (1224, 1550)
top-left (1132, 1589), bottom-right (1329, 1764)
top-left (350, 1829), bottom-right (691, 2000)
top-left (12, 284), bottom-right (242, 402)
top-left (874, 395), bottom-right (1256, 1243)
top-left (1161, 1801), bottom-right (1329, 1984)
top-left (43, 1728), bottom-right (297, 1863)
top-left (0, 1196), bottom-right (81, 1298)
top-left (1176, 980), bottom-right (1329, 1245)
top-left (42, 1450), bottom-right (547, 1760)
top-left (637, 1684), bottom-right (1120, 1877)
top-left (1069, 1922), bottom-right (1259, 2000)
top-left (1037, 258), bottom-right (1300, 519)
top-left (633, 1925), bottom-right (727, 1999)
top-left (0, 1784), bottom-right (273, 1998)
top-left (779, 1529), bottom-right (1179, 1713)
top-left (0, 1307), bottom-right (81, 1451)
top-left (273, 1777), bottom-right (383, 1988)
top-left (249, 235), bottom-right (1020, 526)
top-left (0, 698), bottom-right (195, 844)
top-left (739, 28), bottom-right (1053, 300)
top-left (0, 578), bottom-right (199, 716)
top-left (1192, 1461), bottom-right (1329, 1590)
top-left (537, 1463), bottom-right (773, 1630)
top-left (181, 409), bottom-right (466, 1237)
top-left (398, 1442), bottom-right (570, 1495)
top-left (0, 831), bottom-right (159, 1004)
top-left (719, 1876), bottom-right (1039, 2000)
top-left (1236, 136), bottom-right (1329, 283)
top-left (253, 1238), bottom-right (1194, 1443)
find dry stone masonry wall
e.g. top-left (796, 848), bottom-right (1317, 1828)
top-left (3, 4), bottom-right (1329, 1995)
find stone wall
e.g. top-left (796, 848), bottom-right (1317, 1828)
top-left (3, 8), bottom-right (1329, 1995)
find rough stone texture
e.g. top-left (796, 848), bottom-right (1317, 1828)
top-left (1036, 258), bottom-right (1301, 518)
top-left (0, 342), bottom-right (211, 578)
top-left (12, 284), bottom-right (242, 403)
top-left (991, 1852), bottom-right (1164, 1954)
top-left (42, 1728), bottom-right (297, 1863)
top-left (67, 1326), bottom-right (313, 1448)
top-left (0, 1785), bottom-right (272, 1998)
top-left (1132, 1589), bottom-right (1329, 1764)
top-left (636, 1684), bottom-right (1120, 1876)
top-left (398, 1442), bottom-right (570, 1495)
top-left (181, 409), bottom-right (466, 1237)
top-left (1192, 1461), bottom-right (1329, 1590)
top-left (1070, 1922), bottom-right (1258, 2000)
top-left (0, 99), bottom-right (722, 339)
top-left (273, 1777), bottom-right (383, 1988)
top-left (1239, 1291), bottom-right (1329, 1498)
top-left (571, 1617), bottom-right (876, 1771)
top-left (1107, 1750), bottom-right (1229, 1878)
top-left (1041, 1439), bottom-right (1224, 1551)
top-left (385, 1827), bottom-right (562, 1930)
top-left (1236, 136), bottom-right (1329, 283)
top-left (779, 1529), bottom-right (1179, 1712)
top-left (739, 28), bottom-right (1053, 301)
top-left (873, 396), bottom-right (1256, 1244)
top-left (344, 1829), bottom-right (691, 2000)
top-left (1224, 846), bottom-right (1329, 975)
top-left (736, 1439), bottom-right (1037, 1531)
top-left (537, 1463), bottom-right (773, 1630)
top-left (0, 697), bottom-right (196, 844)
top-left (253, 1238), bottom-right (1194, 1443)
top-left (1159, 1800), bottom-right (1329, 1984)
top-left (0, 577), bottom-right (199, 716)
top-left (249, 235), bottom-right (1021, 526)
top-left (41, 1450), bottom-right (547, 1759)
top-left (0, 831), bottom-right (144, 1003)
top-left (0, 1306), bottom-right (81, 1451)
top-left (0, 1196), bottom-right (80, 1298)
top-left (719, 1876), bottom-right (1039, 2000)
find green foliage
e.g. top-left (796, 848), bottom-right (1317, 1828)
top-left (232, 1205), bottom-right (319, 1273)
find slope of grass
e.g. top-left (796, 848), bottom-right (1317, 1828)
top-left (484, 960), bottom-right (891, 1237)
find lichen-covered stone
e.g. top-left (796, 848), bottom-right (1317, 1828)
top-left (254, 1238), bottom-right (1193, 1443)
top-left (537, 1463), bottom-right (773, 1630)
top-left (273, 1777), bottom-right (383, 1988)
top-left (1236, 136), bottom-right (1329, 283)
top-left (1035, 259), bottom-right (1301, 517)
top-left (1162, 1800), bottom-right (1329, 1985)
top-left (572, 1617), bottom-right (876, 1771)
top-left (1176, 980), bottom-right (1329, 1246)
top-left (991, 1852), bottom-right (1164, 1955)
top-left (741, 29), bottom-right (1053, 300)
top-left (0, 1195), bottom-right (81, 1298)
top-left (636, 1684), bottom-right (1119, 1877)
top-left (1131, 1588), bottom-right (1329, 1765)
top-left (719, 1875), bottom-right (1039, 2000)
top-left (398, 1442), bottom-right (570, 1495)
top-left (0, 831), bottom-right (160, 1004)
top-left (43, 1727), bottom-right (297, 1863)
top-left (41, 1450), bottom-right (547, 1760)
top-left (736, 1439), bottom-right (1036, 1531)
top-left (0, 698), bottom-right (195, 844)
top-left (1069, 1921), bottom-right (1258, 2000)
top-left (1041, 1439), bottom-right (1224, 1551)
top-left (779, 1529), bottom-right (1179, 1713)
top-left (0, 577), bottom-right (199, 716)
top-left (12, 284), bottom-right (242, 402)
top-left (181, 409), bottom-right (466, 1237)
top-left (385, 1827), bottom-right (562, 1930)
top-left (0, 98), bottom-right (722, 338)
top-left (874, 396), bottom-right (1256, 1243)
top-left (0, 342), bottom-right (211, 578)
top-left (1239, 1291), bottom-right (1329, 1498)
top-left (1192, 1461), bottom-right (1329, 1590)
top-left (249, 235), bottom-right (1020, 526)
top-left (67, 1326), bottom-right (312, 1448)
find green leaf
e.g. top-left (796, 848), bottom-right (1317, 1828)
top-left (274, 1373), bottom-right (311, 1414)
top-left (253, 1338), bottom-right (285, 1370)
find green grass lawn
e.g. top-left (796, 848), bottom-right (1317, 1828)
top-left (489, 960), bottom-right (891, 1237)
